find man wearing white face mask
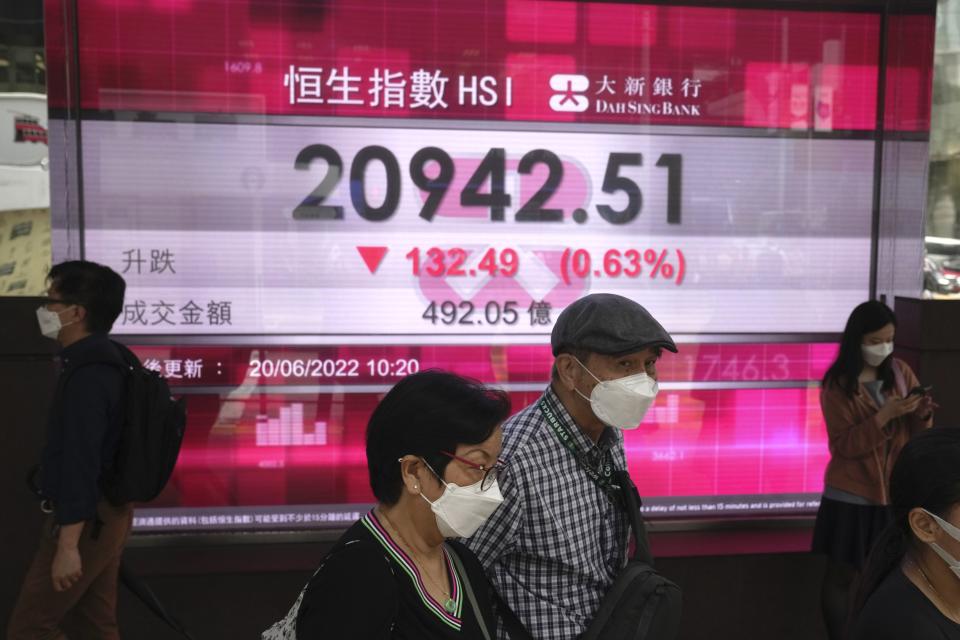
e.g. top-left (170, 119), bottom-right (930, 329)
top-left (8, 261), bottom-right (130, 640)
top-left (467, 293), bottom-right (677, 639)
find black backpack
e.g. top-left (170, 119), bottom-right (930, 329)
top-left (580, 470), bottom-right (682, 640)
top-left (63, 340), bottom-right (187, 506)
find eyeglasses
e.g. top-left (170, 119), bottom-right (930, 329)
top-left (39, 297), bottom-right (76, 307)
top-left (439, 451), bottom-right (505, 491)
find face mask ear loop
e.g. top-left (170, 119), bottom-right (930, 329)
top-left (60, 308), bottom-right (78, 331)
top-left (417, 460), bottom-right (445, 508)
top-left (51, 305), bottom-right (79, 333)
top-left (924, 509), bottom-right (960, 540)
top-left (572, 356), bottom-right (602, 384)
top-left (420, 458), bottom-right (450, 491)
top-left (574, 387), bottom-right (592, 404)
top-left (570, 356), bottom-right (604, 407)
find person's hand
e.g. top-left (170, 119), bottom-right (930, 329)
top-left (879, 394), bottom-right (923, 423)
top-left (916, 394), bottom-right (938, 419)
top-left (51, 546), bottom-right (82, 592)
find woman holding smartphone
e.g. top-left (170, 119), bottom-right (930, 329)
top-left (813, 300), bottom-right (934, 639)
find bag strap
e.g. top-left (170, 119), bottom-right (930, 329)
top-left (891, 359), bottom-right (907, 398)
top-left (879, 359), bottom-right (905, 504)
top-left (119, 560), bottom-right (196, 640)
top-left (26, 464), bottom-right (43, 499)
top-left (58, 344), bottom-right (131, 391)
top-left (446, 544), bottom-right (493, 640)
top-left (109, 339), bottom-right (145, 369)
top-left (615, 469), bottom-right (654, 566)
top-left (490, 583), bottom-right (533, 640)
top-left (445, 543), bottom-right (534, 640)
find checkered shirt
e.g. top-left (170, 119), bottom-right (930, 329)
top-left (466, 386), bottom-right (631, 640)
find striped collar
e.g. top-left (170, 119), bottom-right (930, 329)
top-left (362, 510), bottom-right (464, 630)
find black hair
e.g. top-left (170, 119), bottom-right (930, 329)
top-left (852, 428), bottom-right (960, 621)
top-left (366, 370), bottom-right (511, 505)
top-left (822, 301), bottom-right (897, 396)
top-left (47, 261), bottom-right (126, 333)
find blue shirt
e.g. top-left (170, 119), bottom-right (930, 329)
top-left (41, 333), bottom-right (125, 524)
top-left (466, 386), bottom-right (631, 639)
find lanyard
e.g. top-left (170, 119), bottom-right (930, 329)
top-left (538, 398), bottom-right (622, 504)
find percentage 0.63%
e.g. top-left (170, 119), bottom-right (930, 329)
top-left (560, 247), bottom-right (685, 286)
top-left (403, 246), bottom-right (686, 285)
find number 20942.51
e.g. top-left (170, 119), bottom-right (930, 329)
top-left (291, 145), bottom-right (682, 225)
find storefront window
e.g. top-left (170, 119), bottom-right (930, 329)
top-left (926, 0), bottom-right (960, 296)
top-left (0, 5), bottom-right (49, 296)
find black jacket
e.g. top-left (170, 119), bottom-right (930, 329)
top-left (41, 333), bottom-right (125, 524)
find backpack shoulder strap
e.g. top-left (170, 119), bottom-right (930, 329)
top-left (62, 339), bottom-right (130, 378)
top-left (108, 340), bottom-right (143, 369)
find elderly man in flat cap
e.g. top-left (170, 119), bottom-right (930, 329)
top-left (466, 293), bottom-right (676, 639)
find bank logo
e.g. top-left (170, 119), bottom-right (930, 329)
top-left (549, 74), bottom-right (589, 112)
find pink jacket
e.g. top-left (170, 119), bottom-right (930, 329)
top-left (821, 359), bottom-right (932, 504)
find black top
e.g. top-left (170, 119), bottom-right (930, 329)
top-left (296, 511), bottom-right (503, 640)
top-left (41, 333), bottom-right (125, 524)
top-left (852, 566), bottom-right (960, 640)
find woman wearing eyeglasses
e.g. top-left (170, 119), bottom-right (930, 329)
top-left (263, 371), bottom-right (529, 640)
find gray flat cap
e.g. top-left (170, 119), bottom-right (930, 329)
top-left (551, 293), bottom-right (677, 356)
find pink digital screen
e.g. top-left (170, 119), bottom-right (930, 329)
top-left (48, 0), bottom-right (909, 130)
top-left (162, 385), bottom-right (828, 508)
top-left (127, 342), bottom-right (835, 530)
top-left (42, 0), bottom-right (933, 531)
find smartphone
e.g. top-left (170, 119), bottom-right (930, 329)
top-left (909, 385), bottom-right (933, 397)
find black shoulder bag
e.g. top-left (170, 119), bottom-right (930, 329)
top-left (538, 398), bottom-right (682, 639)
top-left (580, 469), bottom-right (682, 640)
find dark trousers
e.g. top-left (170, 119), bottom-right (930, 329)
top-left (7, 500), bottom-right (133, 640)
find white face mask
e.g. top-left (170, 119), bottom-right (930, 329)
top-left (36, 305), bottom-right (75, 340)
top-left (922, 509), bottom-right (960, 580)
top-left (574, 358), bottom-right (659, 430)
top-left (420, 464), bottom-right (504, 538)
top-left (861, 342), bottom-right (894, 367)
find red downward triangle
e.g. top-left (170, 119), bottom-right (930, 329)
top-left (357, 246), bottom-right (389, 274)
